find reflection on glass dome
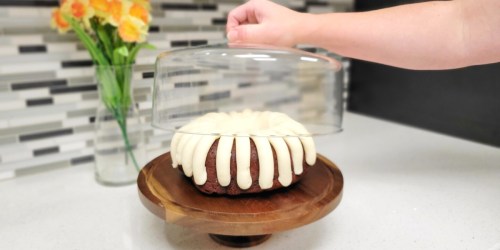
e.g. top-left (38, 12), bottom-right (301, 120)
top-left (152, 43), bottom-right (344, 137)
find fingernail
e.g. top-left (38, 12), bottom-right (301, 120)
top-left (227, 30), bottom-right (238, 41)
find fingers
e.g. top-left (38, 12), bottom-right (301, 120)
top-left (226, 0), bottom-right (297, 46)
top-left (227, 24), bottom-right (267, 44)
top-left (226, 0), bottom-right (257, 33)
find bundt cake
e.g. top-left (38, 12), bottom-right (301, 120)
top-left (170, 109), bottom-right (316, 195)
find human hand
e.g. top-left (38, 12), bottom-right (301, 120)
top-left (226, 0), bottom-right (309, 47)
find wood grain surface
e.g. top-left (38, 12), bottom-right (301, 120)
top-left (137, 152), bottom-right (343, 236)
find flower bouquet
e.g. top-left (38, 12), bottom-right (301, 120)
top-left (51, 0), bottom-right (154, 183)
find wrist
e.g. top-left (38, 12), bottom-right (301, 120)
top-left (294, 13), bottom-right (314, 45)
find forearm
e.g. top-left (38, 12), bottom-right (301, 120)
top-left (226, 0), bottom-right (499, 69)
top-left (300, 1), bottom-right (476, 70)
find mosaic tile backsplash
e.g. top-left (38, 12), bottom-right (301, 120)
top-left (0, 0), bottom-right (352, 178)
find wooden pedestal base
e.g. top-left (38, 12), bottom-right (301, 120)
top-left (138, 152), bottom-right (343, 247)
top-left (209, 234), bottom-right (272, 248)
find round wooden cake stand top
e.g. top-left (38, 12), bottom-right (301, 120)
top-left (137, 152), bottom-right (343, 248)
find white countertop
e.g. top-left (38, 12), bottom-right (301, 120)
top-left (1, 112), bottom-right (499, 250)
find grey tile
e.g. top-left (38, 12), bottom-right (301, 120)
top-left (134, 64), bottom-right (155, 72)
top-left (331, 3), bottom-right (353, 11)
top-left (0, 84), bottom-right (9, 92)
top-left (161, 25), bottom-right (199, 32)
top-left (139, 108), bottom-right (152, 116)
top-left (73, 124), bottom-right (94, 133)
top-left (171, 40), bottom-right (189, 47)
top-left (146, 33), bottom-right (167, 40)
top-left (133, 87), bottom-right (152, 96)
top-left (0, 136), bottom-right (17, 145)
top-left (201, 26), bottom-right (225, 32)
top-left (204, 0), bottom-right (240, 4)
top-left (161, 140), bottom-right (172, 147)
top-left (26, 97), bottom-right (53, 106)
top-left (211, 17), bottom-right (227, 26)
top-left (133, 79), bottom-right (154, 89)
top-left (76, 43), bottom-right (86, 51)
top-left (15, 160), bottom-right (70, 176)
top-left (67, 76), bottom-right (94, 86)
top-left (139, 70), bottom-right (153, 78)
top-left (0, 18), bottom-right (48, 29)
top-left (33, 146), bottom-right (59, 157)
top-left (0, 77), bottom-right (9, 85)
top-left (200, 90), bottom-right (230, 101)
top-left (159, 2), bottom-right (199, 10)
top-left (2, 150), bottom-right (86, 171)
top-left (61, 59), bottom-right (93, 68)
top-left (144, 130), bottom-right (154, 138)
top-left (135, 49), bottom-right (161, 57)
top-left (19, 45), bottom-right (47, 53)
top-left (70, 155), bottom-right (94, 165)
top-left (0, 121), bottom-right (62, 137)
top-left (0, 71), bottom-right (56, 83)
top-left (50, 84), bottom-right (97, 94)
top-left (150, 8), bottom-right (165, 17)
top-left (0, 53), bottom-right (75, 65)
top-left (67, 108), bottom-right (96, 118)
top-left (19, 128), bottom-right (73, 142)
top-left (2, 27), bottom-right (52, 35)
top-left (12, 79), bottom-right (66, 90)
top-left (0, 103), bottom-right (76, 119)
top-left (43, 33), bottom-right (78, 43)
top-left (135, 95), bottom-right (148, 102)
top-left (81, 92), bottom-right (98, 100)
top-left (0, 36), bottom-right (8, 45)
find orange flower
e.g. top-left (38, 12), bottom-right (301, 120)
top-left (64, 0), bottom-right (94, 20)
top-left (51, 8), bottom-right (71, 33)
top-left (132, 0), bottom-right (150, 10)
top-left (90, 0), bottom-right (109, 13)
top-left (71, 0), bottom-right (85, 18)
top-left (118, 16), bottom-right (147, 43)
top-left (107, 0), bottom-right (124, 26)
top-left (51, 0), bottom-right (151, 43)
top-left (129, 2), bottom-right (150, 24)
top-left (60, 0), bottom-right (94, 29)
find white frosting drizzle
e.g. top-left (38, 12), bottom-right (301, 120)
top-left (176, 134), bottom-right (193, 176)
top-left (170, 110), bottom-right (317, 190)
top-left (180, 134), bottom-right (201, 177)
top-left (252, 136), bottom-right (274, 189)
top-left (268, 137), bottom-right (292, 186)
top-left (300, 137), bottom-right (316, 166)
top-left (283, 136), bottom-right (304, 175)
top-left (216, 136), bottom-right (233, 187)
top-left (236, 136), bottom-right (252, 189)
top-left (170, 133), bottom-right (181, 168)
top-left (192, 135), bottom-right (218, 185)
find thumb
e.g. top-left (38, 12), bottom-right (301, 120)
top-left (227, 25), bottom-right (268, 44)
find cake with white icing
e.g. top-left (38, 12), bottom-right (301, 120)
top-left (170, 109), bottom-right (316, 195)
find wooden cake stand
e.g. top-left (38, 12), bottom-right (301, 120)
top-left (137, 152), bottom-right (343, 248)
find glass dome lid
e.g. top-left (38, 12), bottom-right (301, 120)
top-left (152, 43), bottom-right (344, 137)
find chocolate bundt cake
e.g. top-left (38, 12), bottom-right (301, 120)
top-left (170, 110), bottom-right (316, 195)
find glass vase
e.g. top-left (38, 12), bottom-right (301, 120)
top-left (94, 65), bottom-right (145, 186)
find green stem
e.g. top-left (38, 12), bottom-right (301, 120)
top-left (113, 108), bottom-right (140, 172)
top-left (63, 14), bottom-right (149, 173)
top-left (121, 65), bottom-right (132, 111)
